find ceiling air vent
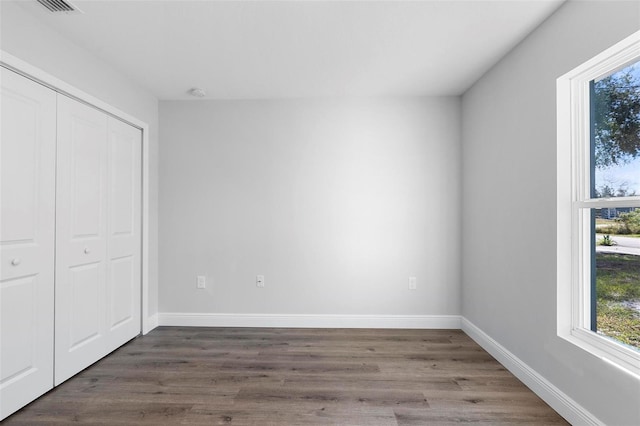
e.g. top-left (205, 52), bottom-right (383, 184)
top-left (36, 0), bottom-right (81, 13)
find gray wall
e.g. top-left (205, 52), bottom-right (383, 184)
top-left (0, 2), bottom-right (160, 317)
top-left (462, 1), bottom-right (640, 424)
top-left (159, 97), bottom-right (461, 315)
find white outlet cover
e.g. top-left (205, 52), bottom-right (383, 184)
top-left (197, 275), bottom-right (206, 289)
top-left (256, 275), bottom-right (265, 287)
top-left (408, 276), bottom-right (417, 290)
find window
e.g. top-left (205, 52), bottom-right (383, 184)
top-left (557, 30), bottom-right (640, 377)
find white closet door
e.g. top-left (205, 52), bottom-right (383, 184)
top-left (55, 96), bottom-right (142, 385)
top-left (105, 117), bottom-right (141, 351)
top-left (0, 68), bottom-right (56, 420)
top-left (55, 95), bottom-right (109, 385)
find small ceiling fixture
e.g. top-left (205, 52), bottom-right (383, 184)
top-left (36, 0), bottom-right (82, 13)
top-left (189, 88), bottom-right (207, 98)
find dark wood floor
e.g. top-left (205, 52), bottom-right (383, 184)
top-left (4, 327), bottom-right (568, 425)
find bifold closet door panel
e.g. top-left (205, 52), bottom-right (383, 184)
top-left (55, 95), bottom-right (109, 385)
top-left (55, 95), bottom-right (142, 386)
top-left (0, 68), bottom-right (56, 420)
top-left (105, 117), bottom-right (141, 351)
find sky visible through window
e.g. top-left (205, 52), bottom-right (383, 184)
top-left (593, 62), bottom-right (640, 197)
top-left (595, 157), bottom-right (640, 195)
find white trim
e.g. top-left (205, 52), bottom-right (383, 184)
top-left (158, 313), bottom-right (461, 329)
top-left (144, 313), bottom-right (159, 333)
top-left (574, 196), bottom-right (640, 209)
top-left (0, 51), bottom-right (146, 129)
top-left (0, 50), bottom-right (152, 337)
top-left (461, 318), bottom-right (603, 426)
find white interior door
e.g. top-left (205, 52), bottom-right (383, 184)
top-left (55, 95), bottom-right (109, 385)
top-left (55, 95), bottom-right (142, 385)
top-left (105, 117), bottom-right (141, 350)
top-left (0, 68), bottom-right (56, 420)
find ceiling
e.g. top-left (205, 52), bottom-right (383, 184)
top-left (10, 0), bottom-right (565, 100)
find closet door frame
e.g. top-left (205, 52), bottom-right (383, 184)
top-left (0, 50), bottom-right (153, 335)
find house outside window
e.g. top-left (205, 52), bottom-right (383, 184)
top-left (557, 30), bottom-right (640, 377)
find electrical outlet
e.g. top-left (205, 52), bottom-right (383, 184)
top-left (408, 276), bottom-right (417, 290)
top-left (197, 275), bottom-right (206, 289)
top-left (256, 275), bottom-right (265, 288)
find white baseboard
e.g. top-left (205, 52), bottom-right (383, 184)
top-left (158, 312), bottom-right (461, 329)
top-left (461, 317), bottom-right (602, 426)
top-left (143, 313), bottom-right (159, 334)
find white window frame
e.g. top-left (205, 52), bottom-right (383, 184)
top-left (557, 30), bottom-right (640, 378)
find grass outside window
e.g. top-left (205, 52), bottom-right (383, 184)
top-left (596, 253), bottom-right (640, 350)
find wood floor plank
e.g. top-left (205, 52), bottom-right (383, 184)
top-left (181, 403), bottom-right (398, 426)
top-left (3, 327), bottom-right (569, 425)
top-left (282, 374), bottom-right (463, 392)
top-left (234, 386), bottom-right (429, 408)
top-left (393, 406), bottom-right (568, 426)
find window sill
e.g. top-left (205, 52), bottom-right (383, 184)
top-left (558, 328), bottom-right (640, 379)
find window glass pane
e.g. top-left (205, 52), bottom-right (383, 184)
top-left (592, 207), bottom-right (640, 350)
top-left (591, 61), bottom-right (640, 198)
